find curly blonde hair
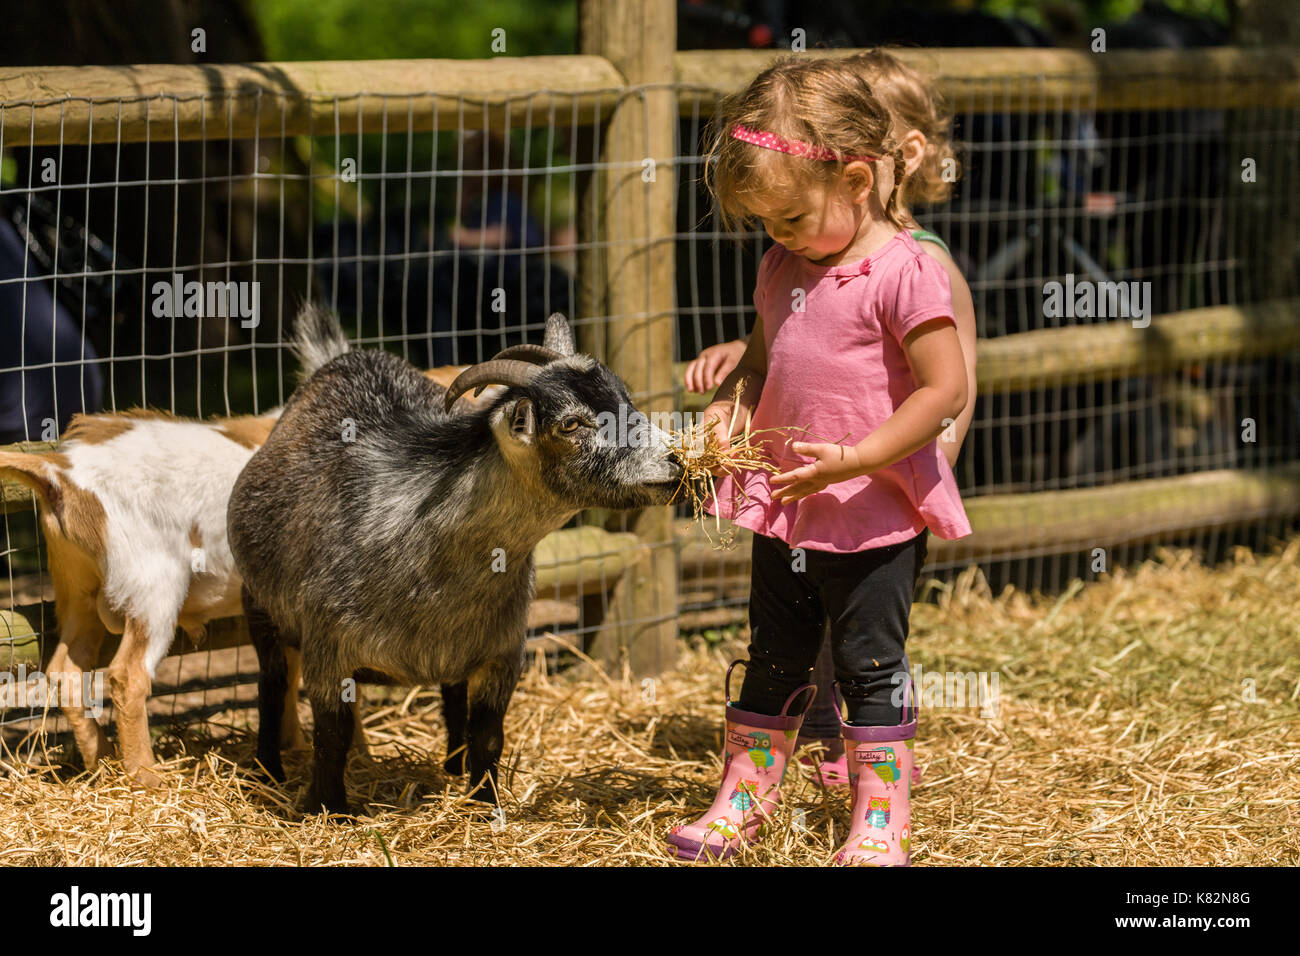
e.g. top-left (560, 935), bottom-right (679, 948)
top-left (844, 49), bottom-right (960, 209)
top-left (703, 55), bottom-right (907, 233)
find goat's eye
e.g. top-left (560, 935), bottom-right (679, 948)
top-left (559, 416), bottom-right (583, 434)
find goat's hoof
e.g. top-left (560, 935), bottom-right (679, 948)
top-left (127, 766), bottom-right (164, 789)
top-left (280, 733), bottom-right (310, 753)
top-left (463, 799), bottom-right (501, 821)
top-left (443, 751), bottom-right (466, 776)
top-left (77, 731), bottom-right (114, 768)
top-left (302, 798), bottom-right (357, 821)
top-left (301, 784), bottom-right (356, 820)
top-left (248, 757), bottom-right (287, 785)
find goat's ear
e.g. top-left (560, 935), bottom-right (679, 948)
top-left (542, 313), bottom-right (576, 357)
top-left (492, 396), bottom-right (537, 447)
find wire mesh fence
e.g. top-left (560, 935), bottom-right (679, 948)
top-left (2, 53), bottom-right (1298, 746)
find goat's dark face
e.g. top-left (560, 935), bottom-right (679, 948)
top-left (488, 357), bottom-right (684, 510)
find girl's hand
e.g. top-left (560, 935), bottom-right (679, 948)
top-left (699, 402), bottom-right (735, 477)
top-left (769, 441), bottom-right (864, 504)
top-left (685, 340), bottom-right (747, 393)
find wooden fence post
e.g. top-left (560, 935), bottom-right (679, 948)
top-left (578, 0), bottom-right (679, 676)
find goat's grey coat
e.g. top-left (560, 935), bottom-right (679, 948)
top-left (227, 306), bottom-right (682, 814)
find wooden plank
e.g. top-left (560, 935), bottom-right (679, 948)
top-left (533, 526), bottom-right (648, 600)
top-left (2, 595), bottom-right (580, 674)
top-left (3, 47), bottom-right (1293, 150)
top-left (677, 462), bottom-right (1300, 566)
top-left (0, 610), bottom-right (41, 666)
top-left (673, 299), bottom-right (1300, 412)
top-left (0, 525), bottom-right (636, 670)
top-left (0, 56), bottom-right (625, 146)
top-left (973, 300), bottom-right (1300, 393)
top-left (941, 462), bottom-right (1300, 562)
top-left (0, 46), bottom-right (1293, 154)
top-left (0, 440), bottom-right (57, 516)
top-left (580, 0), bottom-right (680, 678)
top-left (675, 47), bottom-right (1300, 112)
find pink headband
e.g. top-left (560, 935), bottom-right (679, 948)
top-left (730, 123), bottom-right (878, 163)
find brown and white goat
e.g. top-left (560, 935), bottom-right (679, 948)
top-left (0, 409), bottom-right (284, 786)
top-left (0, 367), bottom-right (490, 786)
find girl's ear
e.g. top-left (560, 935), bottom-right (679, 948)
top-left (843, 159), bottom-right (876, 204)
top-left (901, 130), bottom-right (927, 180)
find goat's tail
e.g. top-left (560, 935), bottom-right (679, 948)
top-left (291, 303), bottom-right (351, 382)
top-left (0, 451), bottom-right (62, 512)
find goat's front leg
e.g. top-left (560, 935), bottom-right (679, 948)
top-left (304, 687), bottom-right (354, 817)
top-left (465, 656), bottom-right (521, 804)
top-left (441, 681), bottom-right (468, 775)
top-left (107, 616), bottom-right (165, 788)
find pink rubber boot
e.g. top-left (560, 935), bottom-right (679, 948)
top-left (797, 737), bottom-right (850, 787)
top-left (801, 742), bottom-right (922, 788)
top-left (834, 683), bottom-right (917, 867)
top-left (666, 661), bottom-right (815, 862)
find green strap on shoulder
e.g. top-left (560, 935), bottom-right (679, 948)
top-left (910, 228), bottom-right (950, 256)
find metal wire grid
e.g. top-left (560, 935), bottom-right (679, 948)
top-left (675, 69), bottom-right (1298, 598)
top-left (0, 72), bottom-right (1296, 739)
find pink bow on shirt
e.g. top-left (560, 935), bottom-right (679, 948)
top-left (834, 258), bottom-right (872, 285)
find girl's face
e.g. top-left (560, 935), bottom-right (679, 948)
top-left (746, 159), bottom-right (889, 263)
top-left (749, 179), bottom-right (863, 262)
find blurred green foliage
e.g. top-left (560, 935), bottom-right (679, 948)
top-left (254, 0), bottom-right (577, 61)
top-left (254, 0), bottom-right (1228, 63)
top-left (949, 0), bottom-right (1227, 30)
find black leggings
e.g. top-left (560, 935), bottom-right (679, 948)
top-left (738, 530), bottom-right (929, 727)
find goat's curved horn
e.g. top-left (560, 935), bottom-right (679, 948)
top-left (488, 344), bottom-right (563, 366)
top-left (443, 359), bottom-right (542, 412)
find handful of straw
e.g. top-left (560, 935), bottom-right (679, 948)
top-left (664, 378), bottom-right (794, 550)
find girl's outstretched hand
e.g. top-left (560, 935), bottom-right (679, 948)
top-left (769, 441), bottom-right (864, 503)
top-left (685, 339), bottom-right (747, 393)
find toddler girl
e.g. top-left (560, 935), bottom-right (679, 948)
top-left (683, 49), bottom-right (977, 791)
top-left (667, 54), bottom-right (972, 866)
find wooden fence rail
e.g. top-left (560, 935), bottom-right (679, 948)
top-left (676, 300), bottom-right (1300, 412)
top-left (2, 47), bottom-right (1297, 148)
top-left (0, 523), bottom-right (648, 669)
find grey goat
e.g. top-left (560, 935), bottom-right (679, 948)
top-left (227, 306), bottom-right (683, 815)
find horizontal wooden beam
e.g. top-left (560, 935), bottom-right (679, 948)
top-left (0, 525), bottom-right (640, 671)
top-left (678, 462), bottom-right (1300, 566)
top-left (3, 46), bottom-right (1295, 148)
top-left (939, 461), bottom-right (1300, 562)
top-left (0, 610), bottom-right (40, 666)
top-left (0, 56), bottom-right (625, 146)
top-left (675, 299), bottom-right (1300, 412)
top-left (534, 525), bottom-right (647, 599)
top-left (675, 47), bottom-right (1300, 112)
top-left (975, 300), bottom-right (1300, 393)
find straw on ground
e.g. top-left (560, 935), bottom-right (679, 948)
top-left (1, 538), bottom-right (1296, 865)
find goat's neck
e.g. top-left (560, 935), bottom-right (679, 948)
top-left (404, 415), bottom-right (574, 563)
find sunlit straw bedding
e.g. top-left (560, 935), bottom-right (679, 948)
top-left (2, 538), bottom-right (1295, 866)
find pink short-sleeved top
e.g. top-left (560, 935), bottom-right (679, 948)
top-left (703, 230), bottom-right (973, 552)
